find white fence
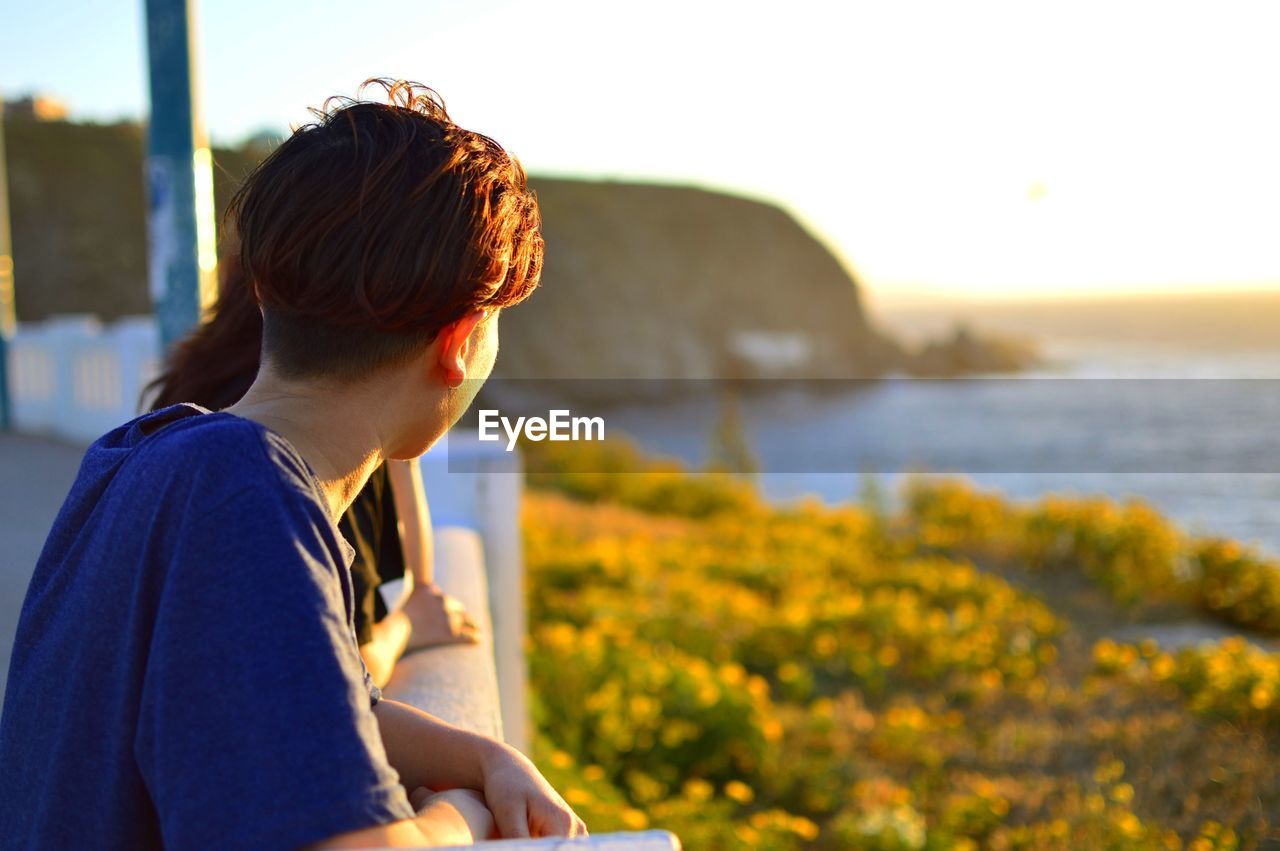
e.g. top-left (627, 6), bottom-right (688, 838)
top-left (7, 315), bottom-right (162, 444)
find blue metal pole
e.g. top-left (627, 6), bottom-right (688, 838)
top-left (143, 0), bottom-right (217, 351)
top-left (0, 96), bottom-right (16, 431)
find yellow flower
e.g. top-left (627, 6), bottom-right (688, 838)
top-left (682, 778), bottom-right (714, 803)
top-left (1150, 654), bottom-right (1176, 680)
top-left (877, 645), bottom-right (901, 667)
top-left (565, 786), bottom-right (594, 806)
top-left (1116, 811), bottom-right (1142, 838)
top-left (724, 780), bottom-right (755, 804)
top-left (696, 682), bottom-right (720, 707)
top-left (790, 816), bottom-right (820, 839)
top-left (717, 662), bottom-right (745, 685)
top-left (813, 631), bottom-right (839, 657)
top-left (777, 661), bottom-right (803, 683)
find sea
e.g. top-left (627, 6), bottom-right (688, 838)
top-left (601, 291), bottom-right (1280, 556)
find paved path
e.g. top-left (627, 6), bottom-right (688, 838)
top-left (0, 432), bottom-right (86, 703)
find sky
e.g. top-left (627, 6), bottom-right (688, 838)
top-left (2, 0), bottom-right (1279, 302)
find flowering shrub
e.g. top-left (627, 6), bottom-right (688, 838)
top-left (523, 437), bottom-right (759, 519)
top-left (524, 447), bottom-right (1280, 846)
top-left (530, 619), bottom-right (779, 797)
top-left (905, 477), bottom-right (1280, 633)
top-left (1193, 540), bottom-right (1280, 633)
top-left (1020, 497), bottom-right (1189, 606)
top-left (1093, 637), bottom-right (1280, 727)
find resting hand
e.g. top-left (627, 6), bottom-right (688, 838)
top-left (403, 583), bottom-right (479, 652)
top-left (480, 744), bottom-right (588, 839)
top-left (410, 787), bottom-right (497, 843)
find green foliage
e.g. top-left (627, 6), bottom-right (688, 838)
top-left (1093, 636), bottom-right (1280, 728)
top-left (5, 117), bottom-right (260, 321)
top-left (1193, 539), bottom-right (1280, 633)
top-left (1019, 496), bottom-right (1188, 606)
top-left (530, 620), bottom-right (777, 797)
top-left (523, 435), bottom-right (760, 519)
top-left (525, 452), bottom-right (1280, 847)
top-left (904, 477), bottom-right (1280, 634)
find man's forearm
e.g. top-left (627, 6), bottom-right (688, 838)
top-left (361, 611), bottom-right (413, 688)
top-left (308, 795), bottom-right (486, 849)
top-left (373, 697), bottom-right (505, 792)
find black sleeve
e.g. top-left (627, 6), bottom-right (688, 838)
top-left (338, 465), bottom-right (390, 646)
top-left (374, 468), bottom-right (408, 617)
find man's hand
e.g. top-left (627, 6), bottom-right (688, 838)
top-left (480, 744), bottom-right (589, 839)
top-left (372, 699), bottom-right (586, 838)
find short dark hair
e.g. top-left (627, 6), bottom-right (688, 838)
top-left (228, 78), bottom-right (543, 379)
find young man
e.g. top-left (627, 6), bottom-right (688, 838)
top-left (0, 80), bottom-right (584, 849)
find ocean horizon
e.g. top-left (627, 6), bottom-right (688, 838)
top-left (608, 291), bottom-right (1280, 556)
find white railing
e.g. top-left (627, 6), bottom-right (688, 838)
top-left (4, 315), bottom-right (679, 850)
top-left (7, 315), bottom-right (162, 444)
top-left (418, 434), bottom-right (529, 753)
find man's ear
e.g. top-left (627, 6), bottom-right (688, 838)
top-left (435, 310), bottom-right (487, 388)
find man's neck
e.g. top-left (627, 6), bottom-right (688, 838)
top-left (226, 378), bottom-right (387, 521)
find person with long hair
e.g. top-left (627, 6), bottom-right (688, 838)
top-left (147, 254), bottom-right (479, 687)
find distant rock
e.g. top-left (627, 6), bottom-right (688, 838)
top-left (907, 324), bottom-right (1040, 377)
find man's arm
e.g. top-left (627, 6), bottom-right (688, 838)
top-left (372, 698), bottom-right (495, 791)
top-left (385, 460), bottom-right (479, 651)
top-left (309, 789), bottom-right (495, 849)
top-left (361, 610), bottom-right (414, 688)
top-left (373, 698), bottom-right (587, 839)
top-left (361, 586), bottom-right (482, 687)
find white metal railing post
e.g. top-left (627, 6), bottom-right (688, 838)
top-left (419, 434), bottom-right (529, 755)
top-left (475, 450), bottom-right (529, 754)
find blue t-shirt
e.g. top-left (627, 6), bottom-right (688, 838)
top-left (0, 405), bottom-right (415, 850)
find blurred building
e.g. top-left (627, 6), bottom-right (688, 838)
top-left (5, 95), bottom-right (69, 122)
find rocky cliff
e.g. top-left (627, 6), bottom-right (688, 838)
top-left (502, 179), bottom-right (903, 380)
top-left (5, 118), bottom-right (1013, 383)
